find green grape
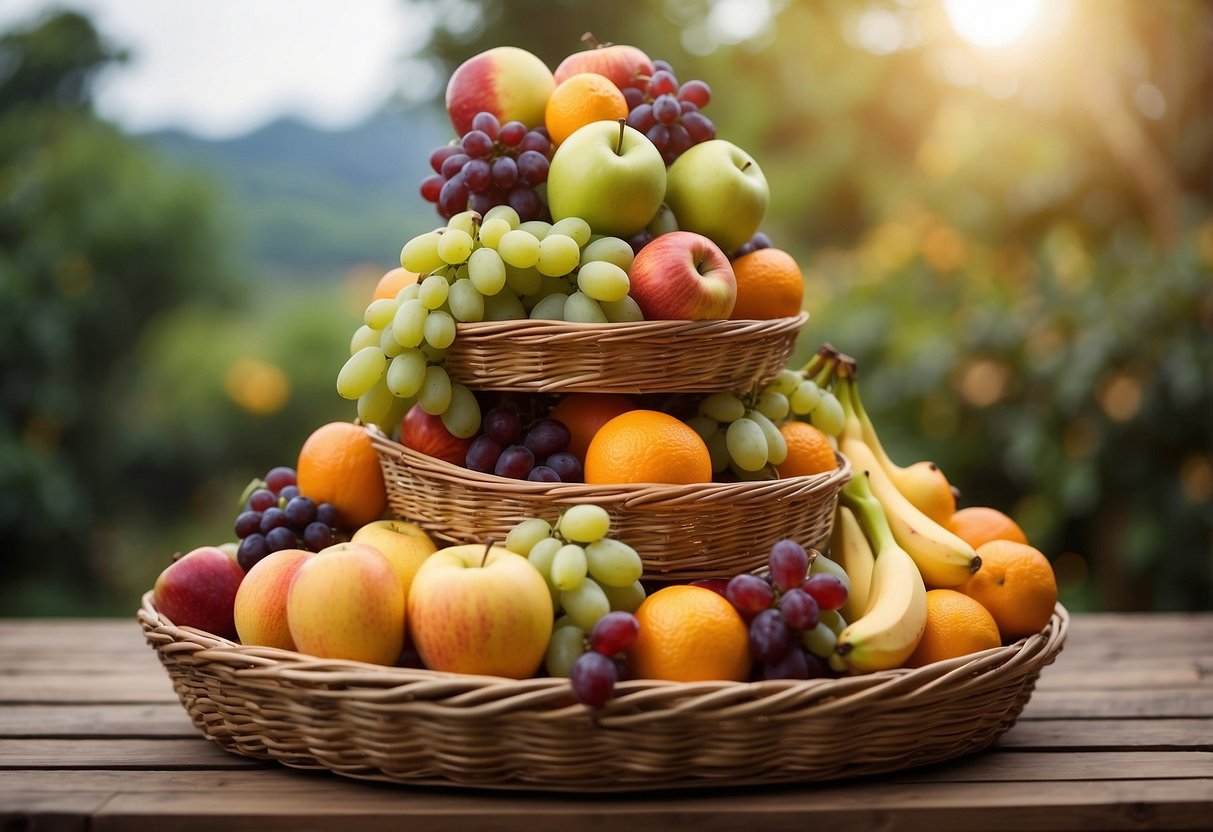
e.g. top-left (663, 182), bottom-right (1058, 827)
top-left (363, 297), bottom-right (399, 329)
top-left (550, 543), bottom-right (588, 591)
top-left (576, 260), bottom-right (630, 302)
top-left (418, 274), bottom-right (450, 310)
top-left (379, 324), bottom-right (406, 358)
top-left (756, 390), bottom-right (790, 421)
top-left (810, 391), bottom-right (846, 436)
top-left (440, 383), bottom-right (481, 438)
top-left (392, 298), bottom-right (428, 348)
top-left (819, 609), bottom-right (847, 636)
top-left (420, 343), bottom-right (447, 362)
top-left (386, 348), bottom-right (426, 398)
top-left (699, 392), bottom-right (746, 423)
top-left (686, 414), bottom-right (718, 441)
top-left (437, 228), bottom-right (474, 265)
top-left (809, 554), bottom-right (852, 592)
top-left (528, 537), bottom-right (564, 599)
top-left (337, 346), bottom-right (387, 400)
top-left (559, 505), bottom-right (611, 543)
top-left (396, 282), bottom-right (421, 303)
top-left (356, 377), bottom-right (395, 429)
top-left (446, 210), bottom-right (479, 237)
top-left (581, 236), bottom-right (634, 271)
top-left (483, 291), bottom-right (528, 321)
top-left (417, 364), bottom-right (452, 415)
top-left (536, 233), bottom-right (581, 277)
top-left (600, 296), bottom-right (644, 322)
top-left (790, 380), bottom-right (822, 415)
top-left (529, 292), bottom-right (568, 320)
top-left (448, 279), bottom-right (485, 322)
top-left (504, 264), bottom-right (542, 296)
top-left (349, 324), bottom-right (380, 355)
top-left (585, 538), bottom-right (643, 588)
top-left (545, 623), bottom-right (586, 678)
top-left (549, 216), bottom-right (591, 247)
top-left (801, 622), bottom-right (838, 659)
top-left (518, 220), bottom-right (551, 240)
top-left (497, 229), bottom-right (541, 268)
top-left (748, 409), bottom-right (788, 466)
top-left (506, 518), bottom-right (553, 555)
top-left (726, 417), bottom-right (769, 472)
top-left (561, 577), bottom-right (611, 631)
top-left (707, 429), bottom-right (730, 473)
top-left (769, 369), bottom-right (802, 397)
top-left (401, 231), bottom-right (444, 273)
top-left (563, 291), bottom-right (608, 323)
top-left (601, 580), bottom-right (646, 613)
top-left (468, 247), bottom-right (507, 295)
top-left (423, 309), bottom-right (457, 349)
top-left (478, 217), bottom-right (512, 250)
top-left (483, 204), bottom-right (520, 229)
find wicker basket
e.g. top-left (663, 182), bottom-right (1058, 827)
top-left (138, 592), bottom-right (1068, 791)
top-left (371, 425), bottom-right (852, 580)
top-left (442, 312), bottom-right (807, 394)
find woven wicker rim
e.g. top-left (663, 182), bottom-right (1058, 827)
top-left (451, 313), bottom-right (809, 343)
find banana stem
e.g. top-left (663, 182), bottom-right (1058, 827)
top-left (840, 473), bottom-right (897, 555)
top-left (811, 356), bottom-right (839, 389)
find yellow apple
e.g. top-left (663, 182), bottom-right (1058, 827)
top-left (351, 519), bottom-right (437, 604)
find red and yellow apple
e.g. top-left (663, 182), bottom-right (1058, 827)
top-left (153, 545), bottom-right (245, 640)
top-left (401, 403), bottom-right (473, 465)
top-left (445, 46), bottom-right (555, 136)
top-left (233, 548), bottom-right (312, 650)
top-left (627, 231), bottom-right (736, 320)
top-left (287, 542), bottom-right (404, 665)
top-left (407, 543), bottom-right (553, 679)
top-left (351, 519), bottom-right (438, 605)
top-left (554, 39), bottom-right (653, 90)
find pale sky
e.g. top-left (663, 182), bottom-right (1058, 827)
top-left (0, 0), bottom-right (436, 138)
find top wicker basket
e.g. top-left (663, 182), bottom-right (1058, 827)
top-left (443, 311), bottom-right (807, 394)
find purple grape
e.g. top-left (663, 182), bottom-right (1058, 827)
top-left (626, 230), bottom-right (654, 255)
top-left (626, 102), bottom-right (656, 133)
top-left (778, 588), bottom-right (821, 631)
top-left (664, 123), bottom-right (692, 162)
top-left (469, 192), bottom-right (500, 214)
top-left (647, 69), bottom-right (679, 97)
top-left (470, 111), bottom-right (500, 139)
top-left (569, 650), bottom-right (618, 708)
top-left (769, 539), bottom-right (809, 592)
top-left (430, 144), bottom-right (459, 173)
top-left (523, 418), bottom-right (571, 457)
top-left (236, 533), bottom-right (270, 572)
top-left (725, 573), bottom-right (775, 619)
top-left (527, 465), bottom-right (561, 483)
top-left (278, 485), bottom-right (300, 503)
top-left (283, 496), bottom-right (317, 530)
top-left (590, 611), bottom-right (639, 656)
top-left (491, 156), bottom-right (518, 189)
top-left (315, 502), bottom-right (339, 528)
top-left (494, 445), bottom-right (535, 479)
top-left (234, 510), bottom-right (262, 539)
top-left (420, 174), bottom-right (444, 202)
top-left (499, 121), bottom-right (527, 147)
top-left (518, 131), bottom-right (551, 155)
top-left (302, 521), bottom-right (333, 552)
top-left (516, 150), bottom-right (550, 185)
top-left (463, 158), bottom-right (492, 193)
top-left (533, 125), bottom-right (551, 141)
top-left (752, 232), bottom-right (773, 250)
top-left (462, 129), bottom-right (494, 158)
top-left (440, 152), bottom-right (469, 179)
top-left (760, 645), bottom-right (810, 680)
top-left (622, 86), bottom-right (646, 109)
top-left (678, 99), bottom-right (699, 115)
top-left (678, 79), bottom-right (711, 108)
top-left (438, 174), bottom-right (470, 218)
top-left (652, 59), bottom-right (674, 74)
top-left (749, 608), bottom-right (792, 663)
top-left (803, 573), bottom-right (849, 611)
top-left (804, 651), bottom-right (832, 679)
top-left (734, 242), bottom-right (757, 258)
top-left (506, 184), bottom-right (541, 221)
top-left (483, 404), bottom-right (521, 444)
top-left (260, 507), bottom-right (287, 534)
top-left (465, 435), bottom-right (504, 473)
top-left (645, 124), bottom-right (670, 151)
top-left (265, 466), bottom-right (297, 494)
top-left (544, 452), bottom-right (583, 483)
top-left (248, 488), bottom-right (276, 512)
top-left (682, 112), bottom-right (715, 144)
top-left (652, 94), bottom-right (681, 125)
top-left (265, 525), bottom-right (299, 553)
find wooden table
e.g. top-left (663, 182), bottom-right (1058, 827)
top-left (1, 613), bottom-right (1210, 831)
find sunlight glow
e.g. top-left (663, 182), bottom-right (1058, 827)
top-left (944, 0), bottom-right (1043, 48)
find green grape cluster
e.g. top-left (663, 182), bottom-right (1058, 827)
top-left (504, 506), bottom-right (647, 678)
top-left (687, 391), bottom-right (790, 481)
top-left (761, 367), bottom-right (846, 437)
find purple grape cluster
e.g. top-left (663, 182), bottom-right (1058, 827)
top-left (623, 59), bottom-right (716, 166)
top-left (724, 540), bottom-right (849, 680)
top-left (420, 112), bottom-right (555, 221)
top-left (569, 611), bottom-right (640, 708)
top-left (732, 231), bottom-right (773, 260)
top-left (464, 405), bottom-right (584, 482)
top-left (233, 466), bottom-right (343, 571)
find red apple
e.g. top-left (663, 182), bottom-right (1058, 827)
top-left (628, 231), bottom-right (737, 320)
top-left (153, 546), bottom-right (245, 640)
top-left (233, 548), bottom-right (312, 650)
top-left (554, 37), bottom-right (653, 91)
top-left (445, 46), bottom-right (555, 136)
top-left (401, 403), bottom-right (473, 465)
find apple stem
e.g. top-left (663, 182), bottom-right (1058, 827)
top-left (481, 539), bottom-right (495, 568)
top-left (616, 118), bottom-right (626, 155)
top-left (581, 31), bottom-right (610, 49)
top-left (742, 161), bottom-right (753, 172)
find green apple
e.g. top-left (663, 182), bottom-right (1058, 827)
top-left (546, 120), bottom-right (666, 239)
top-left (664, 140), bottom-right (769, 254)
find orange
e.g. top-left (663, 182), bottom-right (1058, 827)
top-left (957, 540), bottom-right (1058, 640)
top-left (583, 410), bottom-right (711, 485)
top-left (372, 267), bottom-right (420, 301)
top-left (905, 589), bottom-right (1001, 668)
top-left (948, 506), bottom-right (1029, 550)
top-left (296, 422), bottom-right (387, 530)
top-left (728, 248), bottom-right (804, 320)
top-left (627, 585), bottom-right (751, 682)
top-left (544, 72), bottom-right (628, 146)
top-left (775, 421), bottom-right (838, 478)
top-left (549, 393), bottom-right (637, 463)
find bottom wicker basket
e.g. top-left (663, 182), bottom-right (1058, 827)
top-left (138, 592), bottom-right (1068, 791)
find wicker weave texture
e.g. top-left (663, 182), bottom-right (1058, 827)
top-left (371, 426), bottom-right (852, 580)
top-left (138, 592), bottom-right (1068, 791)
top-left (443, 313), bottom-right (808, 394)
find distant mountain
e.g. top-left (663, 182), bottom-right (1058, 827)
top-left (141, 106), bottom-right (452, 277)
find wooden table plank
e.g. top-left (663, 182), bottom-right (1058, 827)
top-left (0, 739), bottom-right (265, 769)
top-left (0, 704), bottom-right (196, 738)
top-left (0, 671), bottom-right (177, 704)
top-left (1023, 687), bottom-right (1213, 719)
top-left (999, 718), bottom-right (1213, 751)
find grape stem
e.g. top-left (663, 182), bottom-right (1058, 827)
top-left (616, 119), bottom-right (626, 155)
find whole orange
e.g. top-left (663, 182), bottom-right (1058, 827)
top-left (957, 540), bottom-right (1057, 640)
top-left (584, 410), bottom-right (712, 485)
top-left (627, 585), bottom-right (751, 682)
top-left (373, 267), bottom-right (419, 301)
top-left (728, 248), bottom-right (804, 320)
top-left (296, 422), bottom-right (387, 530)
top-left (905, 589), bottom-right (1001, 668)
top-left (549, 393), bottom-right (637, 463)
top-left (775, 421), bottom-right (838, 478)
top-left (948, 506), bottom-right (1029, 549)
top-left (545, 72), bottom-right (628, 147)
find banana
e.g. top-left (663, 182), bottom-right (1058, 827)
top-left (836, 376), bottom-right (979, 588)
top-left (834, 474), bottom-right (927, 672)
top-left (828, 505), bottom-right (874, 623)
